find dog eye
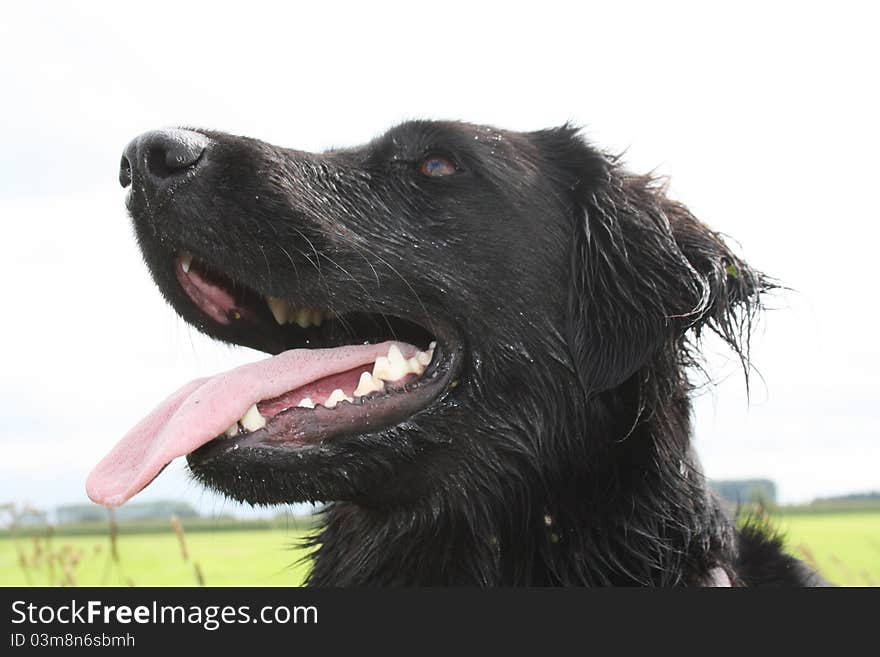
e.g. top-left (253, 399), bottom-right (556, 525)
top-left (420, 154), bottom-right (458, 178)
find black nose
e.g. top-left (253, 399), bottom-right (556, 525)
top-left (119, 129), bottom-right (209, 188)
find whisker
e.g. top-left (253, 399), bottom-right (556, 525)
top-left (317, 232), bottom-right (420, 341)
top-left (274, 244), bottom-right (301, 287)
top-left (257, 244), bottom-right (276, 287)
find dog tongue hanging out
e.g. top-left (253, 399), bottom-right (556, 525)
top-left (86, 122), bottom-right (822, 586)
top-left (87, 339), bottom-right (433, 506)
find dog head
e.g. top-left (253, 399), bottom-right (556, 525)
top-left (87, 121), bottom-right (765, 511)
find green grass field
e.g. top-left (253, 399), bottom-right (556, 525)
top-left (1, 512), bottom-right (877, 586)
top-left (0, 528), bottom-right (313, 587)
top-left (774, 512), bottom-right (879, 586)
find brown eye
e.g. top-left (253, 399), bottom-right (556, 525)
top-left (420, 154), bottom-right (457, 177)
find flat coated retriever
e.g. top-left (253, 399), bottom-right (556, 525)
top-left (88, 121), bottom-right (822, 586)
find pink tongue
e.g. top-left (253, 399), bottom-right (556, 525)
top-left (86, 341), bottom-right (414, 506)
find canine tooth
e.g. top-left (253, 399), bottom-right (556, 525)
top-left (266, 297), bottom-right (289, 325)
top-left (323, 388), bottom-right (353, 409)
top-left (224, 422), bottom-right (240, 438)
top-left (240, 404), bottom-right (266, 431)
top-left (180, 252), bottom-right (193, 273)
top-left (416, 350), bottom-right (433, 366)
top-left (354, 371), bottom-right (385, 397)
top-left (386, 345), bottom-right (410, 380)
top-left (372, 356), bottom-right (392, 380)
top-left (429, 341), bottom-right (436, 351)
top-left (296, 397), bottom-right (315, 409)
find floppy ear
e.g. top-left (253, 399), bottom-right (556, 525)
top-left (555, 130), bottom-right (768, 396)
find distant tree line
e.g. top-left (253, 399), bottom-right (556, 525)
top-left (709, 479), bottom-right (777, 505)
top-left (55, 500), bottom-right (200, 525)
top-left (810, 491), bottom-right (880, 503)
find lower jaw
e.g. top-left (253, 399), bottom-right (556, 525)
top-left (184, 390), bottom-right (454, 507)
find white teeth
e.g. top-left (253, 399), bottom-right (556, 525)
top-left (240, 403), bottom-right (267, 431)
top-left (323, 388), bottom-right (353, 409)
top-left (372, 344), bottom-right (434, 382)
top-left (180, 252), bottom-right (193, 273)
top-left (353, 372), bottom-right (373, 396)
top-left (385, 345), bottom-right (411, 380)
top-left (372, 355), bottom-right (392, 380)
top-left (387, 344), bottom-right (406, 365)
top-left (266, 296), bottom-right (289, 325)
top-left (353, 371), bottom-right (385, 397)
top-left (227, 344), bottom-right (436, 423)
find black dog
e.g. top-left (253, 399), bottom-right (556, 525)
top-left (88, 120), bottom-right (822, 586)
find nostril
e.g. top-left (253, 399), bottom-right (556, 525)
top-left (162, 133), bottom-right (207, 170)
top-left (145, 129), bottom-right (208, 180)
top-left (119, 155), bottom-right (133, 188)
top-left (146, 144), bottom-right (176, 179)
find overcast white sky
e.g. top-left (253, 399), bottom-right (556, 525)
top-left (1, 1), bottom-right (877, 516)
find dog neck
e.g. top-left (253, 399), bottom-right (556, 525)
top-left (304, 397), bottom-right (739, 586)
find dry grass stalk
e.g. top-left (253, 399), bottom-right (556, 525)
top-left (169, 515), bottom-right (190, 561)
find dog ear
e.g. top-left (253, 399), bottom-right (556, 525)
top-left (543, 127), bottom-right (768, 395)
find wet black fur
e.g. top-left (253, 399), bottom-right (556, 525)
top-left (126, 120), bottom-right (822, 586)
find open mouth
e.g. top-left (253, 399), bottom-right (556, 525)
top-left (86, 249), bottom-right (462, 506)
